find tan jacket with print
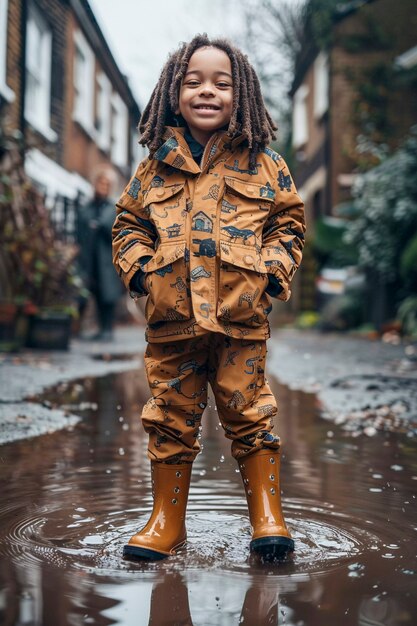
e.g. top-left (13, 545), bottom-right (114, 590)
top-left (112, 126), bottom-right (305, 342)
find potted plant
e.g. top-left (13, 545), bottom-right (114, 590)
top-left (0, 123), bottom-right (83, 351)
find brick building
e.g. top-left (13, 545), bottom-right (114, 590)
top-left (0, 0), bottom-right (141, 212)
top-left (290, 0), bottom-right (417, 226)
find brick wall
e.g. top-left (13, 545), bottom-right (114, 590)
top-left (3, 0), bottom-right (22, 130)
top-left (64, 13), bottom-right (134, 192)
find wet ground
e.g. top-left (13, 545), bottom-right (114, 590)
top-left (0, 364), bottom-right (416, 625)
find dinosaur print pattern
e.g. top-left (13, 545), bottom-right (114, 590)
top-left (141, 335), bottom-right (279, 462)
top-left (225, 159), bottom-right (261, 175)
top-left (221, 225), bottom-right (256, 243)
top-left (113, 126), bottom-right (305, 342)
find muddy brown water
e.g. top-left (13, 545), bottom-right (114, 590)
top-left (0, 366), bottom-right (416, 625)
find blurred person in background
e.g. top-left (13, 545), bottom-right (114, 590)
top-left (77, 167), bottom-right (123, 341)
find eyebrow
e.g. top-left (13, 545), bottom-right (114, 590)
top-left (184, 70), bottom-right (233, 79)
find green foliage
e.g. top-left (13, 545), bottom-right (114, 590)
top-left (303, 0), bottom-right (340, 50)
top-left (319, 293), bottom-right (364, 331)
top-left (313, 217), bottom-right (358, 268)
top-left (295, 311), bottom-right (321, 329)
top-left (400, 234), bottom-right (417, 289)
top-left (351, 63), bottom-right (394, 151)
top-left (0, 126), bottom-right (83, 310)
top-left (397, 297), bottom-right (417, 338)
top-left (340, 13), bottom-right (393, 53)
top-left (344, 127), bottom-right (417, 283)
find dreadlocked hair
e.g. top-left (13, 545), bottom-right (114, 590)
top-left (139, 34), bottom-right (277, 170)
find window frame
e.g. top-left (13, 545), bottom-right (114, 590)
top-left (292, 84), bottom-right (309, 149)
top-left (73, 28), bottom-right (95, 136)
top-left (313, 52), bottom-right (329, 120)
top-left (0, 0), bottom-right (14, 102)
top-left (24, 1), bottom-right (56, 141)
top-left (95, 71), bottom-right (111, 150)
top-left (110, 91), bottom-right (128, 168)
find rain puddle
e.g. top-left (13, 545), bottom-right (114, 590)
top-left (0, 366), bottom-right (416, 625)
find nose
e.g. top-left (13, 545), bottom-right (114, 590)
top-left (198, 82), bottom-right (215, 97)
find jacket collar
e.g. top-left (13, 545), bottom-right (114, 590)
top-left (153, 126), bottom-right (246, 174)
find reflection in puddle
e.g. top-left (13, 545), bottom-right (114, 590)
top-left (0, 368), bottom-right (415, 625)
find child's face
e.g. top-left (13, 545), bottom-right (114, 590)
top-left (177, 46), bottom-right (233, 145)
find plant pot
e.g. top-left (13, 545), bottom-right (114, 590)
top-left (26, 311), bottom-right (72, 350)
top-left (0, 301), bottom-right (29, 352)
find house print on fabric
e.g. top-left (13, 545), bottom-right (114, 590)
top-left (150, 176), bottom-right (165, 188)
top-left (166, 223), bottom-right (182, 238)
top-left (192, 211), bottom-right (213, 233)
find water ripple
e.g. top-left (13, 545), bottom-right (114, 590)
top-left (0, 496), bottom-right (384, 577)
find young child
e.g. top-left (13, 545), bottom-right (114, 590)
top-left (112, 34), bottom-right (305, 562)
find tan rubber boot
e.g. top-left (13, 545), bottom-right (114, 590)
top-left (238, 449), bottom-right (294, 560)
top-left (123, 462), bottom-right (192, 560)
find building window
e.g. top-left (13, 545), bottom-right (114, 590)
top-left (0, 0), bottom-right (14, 101)
top-left (73, 29), bottom-right (94, 134)
top-left (111, 92), bottom-right (128, 168)
top-left (95, 72), bottom-right (111, 150)
top-left (314, 52), bottom-right (329, 119)
top-left (25, 2), bottom-right (55, 139)
top-left (292, 84), bottom-right (309, 149)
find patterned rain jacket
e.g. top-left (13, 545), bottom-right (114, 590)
top-left (112, 126), bottom-right (305, 342)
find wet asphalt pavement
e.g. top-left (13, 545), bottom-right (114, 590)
top-left (0, 326), bottom-right (416, 625)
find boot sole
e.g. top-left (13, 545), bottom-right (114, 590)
top-left (123, 540), bottom-right (186, 561)
top-left (250, 536), bottom-right (294, 561)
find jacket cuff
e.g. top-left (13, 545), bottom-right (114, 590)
top-left (129, 270), bottom-right (146, 296)
top-left (265, 274), bottom-right (284, 298)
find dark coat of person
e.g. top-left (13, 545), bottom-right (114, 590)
top-left (77, 197), bottom-right (123, 304)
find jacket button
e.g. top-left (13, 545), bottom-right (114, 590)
top-left (243, 255), bottom-right (254, 265)
top-left (246, 186), bottom-right (254, 194)
top-left (156, 190), bottom-right (165, 198)
top-left (155, 254), bottom-right (163, 263)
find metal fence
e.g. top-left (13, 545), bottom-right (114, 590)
top-left (48, 193), bottom-right (86, 243)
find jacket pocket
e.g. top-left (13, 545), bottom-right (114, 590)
top-left (118, 240), bottom-right (149, 274)
top-left (220, 177), bottom-right (274, 247)
top-left (144, 242), bottom-right (191, 324)
top-left (143, 182), bottom-right (186, 242)
top-left (217, 242), bottom-right (271, 327)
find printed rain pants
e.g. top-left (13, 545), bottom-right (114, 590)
top-left (141, 333), bottom-right (281, 463)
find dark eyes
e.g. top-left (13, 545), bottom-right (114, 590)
top-left (184, 80), bottom-right (231, 88)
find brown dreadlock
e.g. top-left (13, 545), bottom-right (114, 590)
top-left (139, 34), bottom-right (277, 169)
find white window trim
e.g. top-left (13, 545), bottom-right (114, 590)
top-left (24, 2), bottom-right (57, 141)
top-left (313, 52), bottom-right (329, 119)
top-left (73, 28), bottom-right (95, 137)
top-left (96, 71), bottom-right (111, 150)
top-left (25, 147), bottom-right (93, 207)
top-left (292, 84), bottom-right (309, 149)
top-left (0, 0), bottom-right (15, 102)
top-left (111, 92), bottom-right (128, 168)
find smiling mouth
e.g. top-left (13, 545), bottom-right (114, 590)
top-left (193, 105), bottom-right (220, 110)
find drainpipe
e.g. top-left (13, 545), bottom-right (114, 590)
top-left (19, 0), bottom-right (27, 158)
top-left (325, 52), bottom-right (332, 216)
